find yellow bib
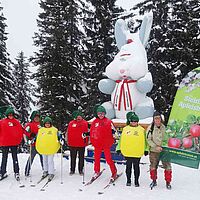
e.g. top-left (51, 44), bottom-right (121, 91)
top-left (120, 125), bottom-right (145, 158)
top-left (36, 126), bottom-right (60, 155)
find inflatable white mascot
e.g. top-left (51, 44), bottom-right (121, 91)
top-left (98, 12), bottom-right (154, 120)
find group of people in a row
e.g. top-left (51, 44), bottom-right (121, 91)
top-left (0, 105), bottom-right (172, 189)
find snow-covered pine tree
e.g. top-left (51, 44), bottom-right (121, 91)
top-left (82, 0), bottom-right (124, 118)
top-left (131, 0), bottom-right (200, 121)
top-left (32, 0), bottom-right (87, 128)
top-left (0, 5), bottom-right (14, 108)
top-left (12, 51), bottom-right (34, 124)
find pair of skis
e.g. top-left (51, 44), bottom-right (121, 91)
top-left (79, 169), bottom-right (122, 194)
top-left (30, 175), bottom-right (52, 191)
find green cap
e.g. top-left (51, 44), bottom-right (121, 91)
top-left (72, 110), bottom-right (83, 119)
top-left (30, 111), bottom-right (40, 121)
top-left (43, 116), bottom-right (52, 125)
top-left (96, 106), bottom-right (106, 114)
top-left (126, 112), bottom-right (139, 124)
top-left (5, 107), bottom-right (15, 117)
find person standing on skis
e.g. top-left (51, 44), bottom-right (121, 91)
top-left (66, 110), bottom-right (88, 175)
top-left (36, 116), bottom-right (60, 181)
top-left (90, 105), bottom-right (117, 180)
top-left (116, 112), bottom-right (148, 187)
top-left (0, 107), bottom-right (23, 181)
top-left (24, 111), bottom-right (43, 177)
top-left (146, 111), bottom-right (172, 189)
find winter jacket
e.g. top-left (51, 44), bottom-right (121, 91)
top-left (146, 123), bottom-right (167, 152)
top-left (90, 117), bottom-right (114, 148)
top-left (116, 125), bottom-right (146, 158)
top-left (0, 118), bottom-right (23, 146)
top-left (67, 119), bottom-right (88, 147)
top-left (24, 121), bottom-right (41, 146)
top-left (36, 126), bottom-right (60, 155)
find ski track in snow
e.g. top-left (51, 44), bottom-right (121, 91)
top-left (0, 153), bottom-right (199, 200)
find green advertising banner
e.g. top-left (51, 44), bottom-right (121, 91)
top-left (160, 67), bottom-right (200, 168)
top-left (160, 147), bottom-right (200, 169)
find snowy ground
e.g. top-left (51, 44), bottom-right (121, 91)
top-left (0, 152), bottom-right (199, 200)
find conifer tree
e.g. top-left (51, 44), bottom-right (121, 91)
top-left (131, 0), bottom-right (200, 120)
top-left (32, 0), bottom-right (87, 128)
top-left (13, 51), bottom-right (33, 124)
top-left (83, 0), bottom-right (124, 118)
top-left (0, 6), bottom-right (14, 108)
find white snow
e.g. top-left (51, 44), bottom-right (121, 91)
top-left (0, 153), bottom-right (199, 199)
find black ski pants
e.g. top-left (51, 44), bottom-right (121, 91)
top-left (125, 157), bottom-right (141, 184)
top-left (0, 146), bottom-right (19, 175)
top-left (25, 145), bottom-right (43, 176)
top-left (69, 146), bottom-right (85, 173)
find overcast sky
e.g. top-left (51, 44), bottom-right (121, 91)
top-left (1, 0), bottom-right (143, 62)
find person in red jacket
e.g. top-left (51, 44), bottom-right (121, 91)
top-left (0, 107), bottom-right (23, 180)
top-left (90, 106), bottom-right (117, 180)
top-left (24, 111), bottom-right (43, 177)
top-left (66, 110), bottom-right (88, 175)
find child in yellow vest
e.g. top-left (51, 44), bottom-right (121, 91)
top-left (36, 117), bottom-right (60, 181)
top-left (116, 112), bottom-right (148, 187)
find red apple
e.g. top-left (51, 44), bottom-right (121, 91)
top-left (190, 124), bottom-right (200, 137)
top-left (168, 138), bottom-right (181, 148)
top-left (182, 137), bottom-right (193, 148)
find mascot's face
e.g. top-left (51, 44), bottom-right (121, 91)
top-left (105, 34), bottom-right (148, 81)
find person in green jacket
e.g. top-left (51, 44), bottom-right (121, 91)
top-left (116, 112), bottom-right (148, 187)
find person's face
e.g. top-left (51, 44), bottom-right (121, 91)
top-left (34, 115), bottom-right (40, 122)
top-left (44, 122), bottom-right (51, 128)
top-left (76, 115), bottom-right (83, 122)
top-left (154, 116), bottom-right (162, 127)
top-left (97, 112), bottom-right (105, 119)
top-left (130, 121), bottom-right (138, 127)
top-left (8, 113), bottom-right (14, 119)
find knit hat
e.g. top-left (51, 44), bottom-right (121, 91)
top-left (126, 112), bottom-right (139, 125)
top-left (153, 111), bottom-right (161, 118)
top-left (43, 116), bottom-right (52, 125)
top-left (30, 110), bottom-right (40, 121)
top-left (5, 107), bottom-right (15, 117)
top-left (96, 106), bottom-right (106, 114)
top-left (72, 110), bottom-right (83, 119)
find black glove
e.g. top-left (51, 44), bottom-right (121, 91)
top-left (116, 150), bottom-right (121, 155)
top-left (144, 151), bottom-right (148, 156)
top-left (82, 132), bottom-right (90, 138)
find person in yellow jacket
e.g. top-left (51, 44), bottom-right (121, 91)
top-left (116, 112), bottom-right (148, 187)
top-left (36, 116), bottom-right (60, 181)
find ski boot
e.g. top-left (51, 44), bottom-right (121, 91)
top-left (150, 180), bottom-right (157, 189)
top-left (0, 173), bottom-right (8, 181)
top-left (166, 182), bottom-right (172, 190)
top-left (14, 173), bottom-right (20, 181)
top-left (126, 179), bottom-right (131, 186)
top-left (41, 171), bottom-right (48, 179)
top-left (48, 174), bottom-right (54, 181)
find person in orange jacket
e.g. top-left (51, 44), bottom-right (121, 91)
top-left (0, 107), bottom-right (23, 181)
top-left (66, 110), bottom-right (88, 175)
top-left (90, 106), bottom-right (117, 180)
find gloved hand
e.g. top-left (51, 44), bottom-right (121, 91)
top-left (82, 132), bottom-right (90, 139)
top-left (116, 150), bottom-right (121, 155)
top-left (144, 151), bottom-right (148, 156)
top-left (60, 139), bottom-right (65, 145)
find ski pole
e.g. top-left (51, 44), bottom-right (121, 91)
top-left (29, 142), bottom-right (32, 183)
top-left (60, 144), bottom-right (63, 184)
top-left (82, 150), bottom-right (85, 184)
